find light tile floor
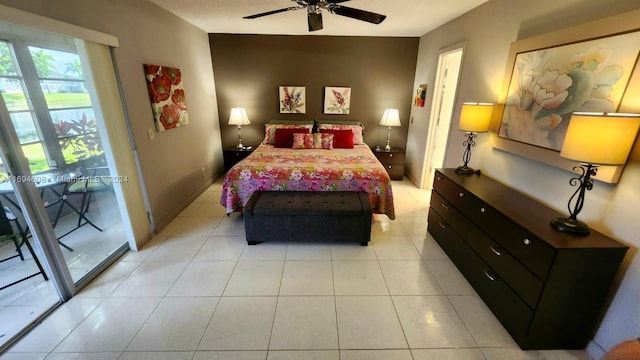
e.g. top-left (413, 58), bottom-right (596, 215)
top-left (0, 192), bottom-right (127, 349)
top-left (1, 178), bottom-right (594, 360)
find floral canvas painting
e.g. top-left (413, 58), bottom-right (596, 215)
top-left (324, 87), bottom-right (351, 114)
top-left (498, 31), bottom-right (640, 151)
top-left (279, 86), bottom-right (305, 113)
top-left (144, 64), bottom-right (189, 132)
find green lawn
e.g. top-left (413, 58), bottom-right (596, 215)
top-left (1, 91), bottom-right (101, 175)
top-left (3, 92), bottom-right (91, 110)
top-left (12, 142), bottom-right (103, 174)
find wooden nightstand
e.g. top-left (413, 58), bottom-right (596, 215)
top-left (373, 147), bottom-right (405, 180)
top-left (223, 146), bottom-right (255, 172)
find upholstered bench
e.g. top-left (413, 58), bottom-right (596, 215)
top-left (243, 191), bottom-right (372, 246)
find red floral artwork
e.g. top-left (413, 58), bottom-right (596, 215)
top-left (160, 104), bottom-right (180, 129)
top-left (150, 75), bottom-right (172, 102)
top-left (171, 89), bottom-right (187, 110)
top-left (144, 64), bottom-right (189, 132)
top-left (163, 66), bottom-right (182, 85)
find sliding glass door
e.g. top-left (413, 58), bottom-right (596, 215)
top-left (0, 21), bottom-right (133, 350)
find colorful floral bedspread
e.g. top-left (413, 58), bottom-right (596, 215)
top-left (220, 144), bottom-right (395, 219)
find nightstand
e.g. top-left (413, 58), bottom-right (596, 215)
top-left (373, 147), bottom-right (405, 180)
top-left (223, 146), bottom-right (255, 172)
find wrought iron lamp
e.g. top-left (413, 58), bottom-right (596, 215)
top-left (551, 112), bottom-right (640, 235)
top-left (380, 108), bottom-right (401, 151)
top-left (228, 107), bottom-right (250, 148)
top-left (456, 102), bottom-right (493, 174)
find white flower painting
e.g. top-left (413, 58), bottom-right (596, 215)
top-left (498, 31), bottom-right (640, 151)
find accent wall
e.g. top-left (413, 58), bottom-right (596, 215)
top-left (209, 34), bottom-right (418, 150)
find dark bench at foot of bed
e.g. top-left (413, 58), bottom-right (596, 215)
top-left (244, 191), bottom-right (372, 246)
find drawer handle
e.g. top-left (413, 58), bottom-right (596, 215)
top-left (459, 192), bottom-right (464, 197)
top-left (389, 153), bottom-right (393, 157)
top-left (489, 246), bottom-right (502, 256)
top-left (441, 203), bottom-right (449, 210)
top-left (438, 222), bottom-right (447, 229)
top-left (484, 270), bottom-right (495, 281)
top-left (523, 238), bottom-right (532, 246)
top-left (480, 207), bottom-right (486, 213)
top-left (388, 165), bottom-right (392, 169)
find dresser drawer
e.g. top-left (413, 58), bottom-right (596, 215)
top-left (467, 225), bottom-right (543, 308)
top-left (384, 164), bottom-right (405, 180)
top-left (459, 242), bottom-right (533, 342)
top-left (466, 202), bottom-right (554, 280)
top-left (223, 148), bottom-right (254, 172)
top-left (375, 151), bottom-right (405, 164)
top-left (427, 209), bottom-right (468, 264)
top-left (430, 191), bottom-right (468, 239)
top-left (433, 171), bottom-right (478, 215)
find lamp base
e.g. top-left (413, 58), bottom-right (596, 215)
top-left (236, 143), bottom-right (244, 149)
top-left (550, 217), bottom-right (590, 235)
top-left (455, 165), bottom-right (480, 175)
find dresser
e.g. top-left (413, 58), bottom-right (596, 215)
top-left (223, 146), bottom-right (255, 172)
top-left (373, 147), bottom-right (405, 180)
top-left (428, 168), bottom-right (628, 350)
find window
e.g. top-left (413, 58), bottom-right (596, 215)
top-left (0, 38), bottom-right (103, 174)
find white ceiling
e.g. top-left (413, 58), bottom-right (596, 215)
top-left (147, 0), bottom-right (489, 37)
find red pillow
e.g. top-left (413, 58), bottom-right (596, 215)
top-left (274, 128), bottom-right (310, 148)
top-left (319, 129), bottom-right (354, 148)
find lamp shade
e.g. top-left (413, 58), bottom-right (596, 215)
top-left (560, 112), bottom-right (640, 165)
top-left (228, 107), bottom-right (250, 126)
top-left (380, 108), bottom-right (401, 127)
top-left (459, 102), bottom-right (493, 132)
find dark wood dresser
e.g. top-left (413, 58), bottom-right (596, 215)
top-left (428, 168), bottom-right (628, 350)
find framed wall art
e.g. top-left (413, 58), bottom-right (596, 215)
top-left (492, 10), bottom-right (640, 183)
top-left (415, 84), bottom-right (427, 108)
top-left (144, 64), bottom-right (189, 132)
top-left (279, 86), bottom-right (306, 113)
top-left (323, 87), bottom-right (351, 114)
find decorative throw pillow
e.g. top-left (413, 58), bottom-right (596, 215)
top-left (263, 124), bottom-right (312, 144)
top-left (319, 129), bottom-right (354, 148)
top-left (273, 128), bottom-right (310, 148)
top-left (292, 133), bottom-right (334, 149)
top-left (316, 124), bottom-right (364, 144)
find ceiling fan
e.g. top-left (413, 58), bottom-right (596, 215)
top-left (243, 0), bottom-right (387, 32)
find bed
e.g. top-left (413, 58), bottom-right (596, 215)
top-left (220, 123), bottom-right (395, 220)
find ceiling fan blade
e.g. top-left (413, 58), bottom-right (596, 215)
top-left (308, 11), bottom-right (323, 31)
top-left (243, 6), bottom-right (303, 19)
top-left (329, 5), bottom-right (386, 24)
top-left (325, 0), bottom-right (351, 3)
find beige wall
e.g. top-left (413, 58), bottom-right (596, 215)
top-left (0, 0), bottom-right (222, 234)
top-left (209, 34), bottom-right (418, 149)
top-left (407, 0), bottom-right (640, 357)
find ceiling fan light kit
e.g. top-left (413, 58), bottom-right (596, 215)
top-left (243, 0), bottom-right (386, 32)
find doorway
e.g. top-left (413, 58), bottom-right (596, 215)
top-left (421, 45), bottom-right (464, 189)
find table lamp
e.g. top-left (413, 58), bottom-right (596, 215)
top-left (380, 108), bottom-right (401, 151)
top-left (228, 107), bottom-right (250, 148)
top-left (456, 102), bottom-right (493, 174)
top-left (551, 112), bottom-right (640, 235)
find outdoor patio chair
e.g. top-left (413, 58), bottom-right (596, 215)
top-left (0, 202), bottom-right (48, 291)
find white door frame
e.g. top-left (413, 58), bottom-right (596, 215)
top-left (420, 43), bottom-right (465, 189)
